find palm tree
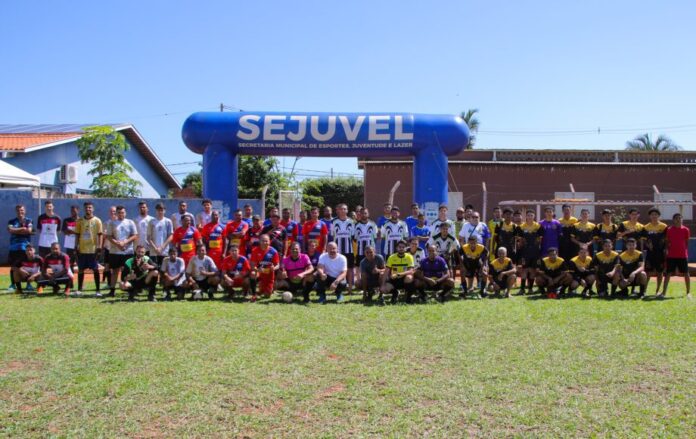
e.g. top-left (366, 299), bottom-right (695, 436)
top-left (460, 108), bottom-right (479, 149)
top-left (625, 133), bottom-right (680, 151)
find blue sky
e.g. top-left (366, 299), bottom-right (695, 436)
top-left (2, 1), bottom-right (695, 181)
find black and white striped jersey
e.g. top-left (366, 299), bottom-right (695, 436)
top-left (353, 220), bottom-right (377, 256)
top-left (429, 218), bottom-right (455, 236)
top-left (381, 220), bottom-right (409, 255)
top-left (427, 233), bottom-right (460, 257)
top-left (408, 247), bottom-right (425, 266)
top-left (332, 217), bottom-right (355, 254)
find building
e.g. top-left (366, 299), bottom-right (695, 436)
top-left (0, 124), bottom-right (180, 198)
top-left (359, 149), bottom-right (696, 222)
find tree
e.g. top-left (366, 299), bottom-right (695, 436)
top-left (76, 126), bottom-right (141, 197)
top-left (625, 133), bottom-right (680, 151)
top-left (182, 171), bottom-right (202, 197)
top-left (460, 108), bottom-right (479, 148)
top-left (238, 156), bottom-right (291, 206)
top-left (300, 177), bottom-right (364, 211)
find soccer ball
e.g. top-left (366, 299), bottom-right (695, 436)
top-left (193, 289), bottom-right (203, 300)
top-left (282, 291), bottom-right (293, 303)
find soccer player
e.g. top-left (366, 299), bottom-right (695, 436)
top-left (487, 246), bottom-right (517, 298)
top-left (280, 208), bottom-right (300, 255)
top-left (106, 206), bottom-right (138, 298)
top-left (460, 235), bottom-right (489, 299)
top-left (185, 244), bottom-right (220, 299)
top-left (495, 209), bottom-right (520, 269)
top-left (306, 239), bottom-right (322, 271)
top-left (426, 222), bottom-right (460, 278)
top-left (171, 201), bottom-right (195, 229)
top-left (321, 206), bottom-right (334, 241)
top-left (332, 203), bottom-right (355, 291)
top-left (196, 199), bottom-right (213, 230)
top-left (161, 247), bottom-right (186, 300)
top-left (202, 210), bottom-right (225, 268)
top-left (416, 244), bottom-right (454, 303)
top-left (408, 237), bottom-right (425, 267)
top-left (429, 204), bottom-right (454, 236)
top-left (263, 207), bottom-right (280, 227)
top-left (354, 207), bottom-right (378, 268)
top-left (37, 200), bottom-right (61, 258)
top-left (381, 240), bottom-right (416, 304)
top-left (120, 245), bottom-right (159, 302)
top-left (172, 214), bottom-right (202, 267)
top-left (618, 238), bottom-right (647, 298)
top-left (359, 245), bottom-right (386, 303)
top-left (75, 201), bottom-right (103, 296)
top-left (220, 243), bottom-right (251, 299)
top-left (147, 203), bottom-right (174, 268)
top-left (100, 206), bottom-right (117, 290)
top-left (571, 208), bottom-right (596, 257)
top-left (39, 242), bottom-right (74, 296)
top-left (62, 205), bottom-right (79, 271)
top-left (12, 245), bottom-right (43, 295)
top-left (458, 211), bottom-right (491, 247)
top-left (539, 206), bottom-right (562, 257)
top-left (249, 234), bottom-right (281, 301)
top-left (242, 204), bottom-right (254, 226)
top-left (643, 208), bottom-right (668, 295)
top-left (381, 206), bottom-right (409, 257)
top-left (518, 210), bottom-right (543, 295)
top-left (593, 239), bottom-right (621, 298)
top-left (405, 203), bottom-right (423, 236)
top-left (558, 204), bottom-right (578, 262)
top-left (223, 209), bottom-right (249, 255)
top-left (302, 207), bottom-right (329, 253)
top-left (569, 246), bottom-right (595, 298)
top-left (296, 209), bottom-right (307, 251)
top-left (593, 209), bottom-right (619, 248)
top-left (276, 241), bottom-right (314, 303)
top-left (487, 207), bottom-right (503, 260)
top-left (315, 241), bottom-right (348, 304)
top-left (135, 201), bottom-right (154, 252)
top-left (453, 207), bottom-right (466, 239)
top-left (411, 213), bottom-right (431, 249)
top-left (7, 204), bottom-right (33, 293)
top-left (261, 212), bottom-right (287, 255)
top-left (617, 208), bottom-right (644, 251)
top-left (376, 202), bottom-right (391, 256)
top-left (243, 215), bottom-right (264, 257)
top-left (662, 213), bottom-right (691, 299)
top-left (535, 247), bottom-right (571, 299)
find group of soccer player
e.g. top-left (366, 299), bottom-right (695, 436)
top-left (6, 198), bottom-right (692, 303)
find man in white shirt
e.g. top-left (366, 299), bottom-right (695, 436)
top-left (136, 201), bottom-right (154, 252)
top-left (147, 203), bottom-right (174, 267)
top-left (196, 199), bottom-right (213, 231)
top-left (458, 211), bottom-right (491, 247)
top-left (429, 204), bottom-right (455, 237)
top-left (161, 247), bottom-right (186, 300)
top-left (185, 244), bottom-right (220, 300)
top-left (316, 242), bottom-right (348, 304)
top-left (107, 205), bottom-right (138, 298)
top-left (172, 201), bottom-right (195, 229)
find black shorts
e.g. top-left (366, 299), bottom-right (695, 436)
top-left (101, 249), bottom-right (110, 265)
top-left (355, 254), bottom-right (365, 266)
top-left (65, 248), bottom-right (77, 266)
top-left (38, 246), bottom-right (51, 258)
top-left (572, 271), bottom-right (594, 283)
top-left (78, 253), bottom-right (99, 271)
top-left (645, 252), bottom-right (665, 273)
top-left (193, 278), bottom-right (210, 290)
top-left (509, 252), bottom-right (520, 265)
top-left (519, 249), bottom-right (539, 268)
top-left (461, 260), bottom-right (483, 277)
top-left (666, 258), bottom-right (688, 275)
top-left (108, 253), bottom-right (131, 269)
top-left (150, 255), bottom-right (165, 269)
top-left (421, 278), bottom-right (449, 291)
top-left (341, 252), bottom-right (355, 269)
top-left (492, 274), bottom-right (511, 289)
top-left (8, 250), bottom-right (25, 267)
top-left (388, 276), bottom-right (409, 290)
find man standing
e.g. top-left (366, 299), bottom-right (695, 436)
top-left (135, 202), bottom-right (154, 254)
top-left (376, 202), bottom-right (391, 256)
top-left (302, 207), bottom-right (328, 253)
top-left (37, 200), bottom-right (61, 258)
top-left (405, 203), bottom-right (424, 236)
top-left (223, 209), bottom-right (249, 255)
top-left (101, 206), bottom-right (117, 290)
top-left (458, 211), bottom-right (491, 247)
top-left (487, 206), bottom-right (503, 259)
top-left (381, 206), bottom-right (409, 258)
top-left (7, 204), bottom-right (33, 292)
top-left (147, 203), bottom-right (174, 268)
top-left (171, 201), bottom-right (195, 229)
top-left (558, 204), bottom-right (578, 262)
top-left (539, 206), bottom-right (562, 258)
top-left (62, 205), bottom-right (79, 271)
top-left (410, 213), bottom-right (431, 250)
top-left (643, 208), bottom-right (668, 295)
top-left (196, 199), bottom-right (213, 230)
top-left (315, 241), bottom-right (348, 304)
top-left (280, 208), bottom-right (299, 255)
top-left (617, 208), bottom-right (644, 251)
top-left (429, 205), bottom-right (454, 237)
top-left (495, 209), bottom-right (520, 269)
top-left (201, 210), bottom-right (225, 269)
top-left (243, 215), bottom-right (264, 257)
top-left (172, 214), bottom-right (202, 267)
top-left (518, 210), bottom-right (543, 295)
top-left (332, 203), bottom-right (355, 292)
top-left (75, 201), bottom-right (103, 296)
top-left (121, 245), bottom-right (159, 302)
top-left (261, 212), bottom-right (288, 255)
top-left (321, 206), bottom-right (335, 242)
top-left (242, 204), bottom-right (254, 226)
top-left (571, 209), bottom-right (596, 257)
top-left (662, 213), bottom-right (691, 299)
top-left (107, 206), bottom-right (139, 298)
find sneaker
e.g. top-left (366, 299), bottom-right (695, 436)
top-left (336, 293), bottom-right (344, 303)
top-left (95, 292), bottom-right (103, 298)
top-left (656, 293), bottom-right (665, 300)
top-left (72, 290), bottom-right (82, 297)
top-left (148, 296), bottom-right (157, 302)
top-left (472, 293), bottom-right (482, 300)
top-left (24, 284), bottom-right (35, 292)
top-left (37, 286), bottom-right (43, 294)
top-left (547, 292), bottom-right (558, 299)
top-left (318, 293), bottom-right (327, 304)
top-left (377, 296), bottom-right (385, 306)
top-left (503, 291), bottom-right (510, 298)
top-left (7, 284), bottom-right (16, 293)
top-left (250, 295), bottom-right (258, 303)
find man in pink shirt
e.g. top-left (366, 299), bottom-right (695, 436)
top-left (662, 213), bottom-right (691, 299)
top-left (275, 242), bottom-right (315, 303)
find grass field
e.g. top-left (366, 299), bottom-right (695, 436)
top-left (1, 275), bottom-right (695, 438)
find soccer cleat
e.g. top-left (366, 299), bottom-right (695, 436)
top-left (72, 290), bottom-right (82, 297)
top-left (24, 284), bottom-right (35, 292)
top-left (36, 286), bottom-right (43, 294)
top-left (95, 292), bottom-right (103, 298)
top-left (503, 290), bottom-right (510, 298)
top-left (472, 293), bottom-right (482, 300)
top-left (336, 293), bottom-right (344, 303)
top-left (7, 284), bottom-right (16, 293)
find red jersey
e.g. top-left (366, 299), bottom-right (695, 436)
top-left (280, 219), bottom-right (300, 254)
top-left (243, 225), bottom-right (263, 256)
top-left (202, 222), bottom-right (225, 266)
top-left (302, 219), bottom-right (328, 253)
top-left (666, 225), bottom-right (690, 259)
top-left (224, 220), bottom-right (249, 250)
top-left (250, 246), bottom-right (280, 276)
top-left (172, 225), bottom-right (201, 264)
top-left (220, 255), bottom-right (251, 276)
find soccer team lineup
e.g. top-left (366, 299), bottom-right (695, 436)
top-left (7, 198), bottom-right (692, 304)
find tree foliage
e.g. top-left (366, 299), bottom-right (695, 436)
top-left (76, 125), bottom-right (141, 197)
top-left (460, 108), bottom-right (479, 148)
top-left (300, 176), bottom-right (364, 211)
top-left (182, 171), bottom-right (202, 197)
top-left (625, 133), bottom-right (680, 151)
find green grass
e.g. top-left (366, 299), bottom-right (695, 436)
top-left (1, 276), bottom-right (695, 438)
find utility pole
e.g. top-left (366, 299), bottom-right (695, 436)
top-left (220, 103), bottom-right (224, 112)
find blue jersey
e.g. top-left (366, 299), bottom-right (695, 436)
top-left (411, 225), bottom-right (431, 249)
top-left (8, 217), bottom-right (32, 251)
top-left (322, 218), bottom-right (335, 241)
top-left (405, 216), bottom-right (425, 235)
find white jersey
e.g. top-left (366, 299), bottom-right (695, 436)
top-left (353, 220), bottom-right (378, 256)
top-left (148, 217), bottom-right (174, 254)
top-left (171, 212), bottom-right (195, 229)
top-left (108, 219), bottom-right (137, 255)
top-left (186, 255), bottom-right (217, 281)
top-left (332, 218), bottom-right (355, 254)
top-left (161, 256), bottom-right (186, 286)
top-left (136, 215), bottom-right (154, 247)
top-left (381, 220), bottom-right (409, 256)
top-left (196, 211), bottom-right (213, 229)
top-left (427, 233), bottom-right (460, 257)
top-left (408, 247), bottom-right (425, 266)
top-left (429, 218), bottom-right (455, 237)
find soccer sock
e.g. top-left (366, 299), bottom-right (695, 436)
top-left (104, 271), bottom-right (111, 286)
top-left (390, 288), bottom-right (398, 303)
top-left (302, 283), bottom-right (311, 301)
top-left (640, 283), bottom-right (647, 295)
top-left (610, 284), bottom-right (617, 295)
top-left (249, 278), bottom-right (257, 296)
top-left (94, 271), bottom-right (100, 292)
top-left (78, 272), bottom-right (84, 291)
top-left (15, 281), bottom-right (23, 294)
top-left (520, 278), bottom-right (526, 290)
top-left (148, 281), bottom-right (156, 297)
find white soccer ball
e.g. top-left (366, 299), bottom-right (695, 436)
top-left (282, 291), bottom-right (293, 303)
top-left (193, 289), bottom-right (203, 300)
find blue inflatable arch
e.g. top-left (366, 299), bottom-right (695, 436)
top-left (182, 112), bottom-right (469, 216)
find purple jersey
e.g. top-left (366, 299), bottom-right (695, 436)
top-left (539, 219), bottom-right (562, 257)
top-left (419, 255), bottom-right (449, 278)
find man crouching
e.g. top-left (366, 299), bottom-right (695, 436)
top-left (121, 245), bottom-right (159, 301)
